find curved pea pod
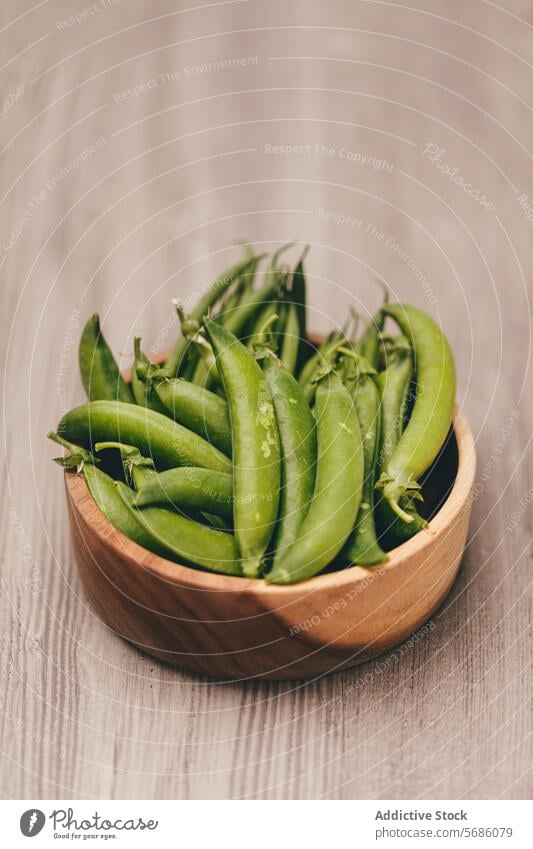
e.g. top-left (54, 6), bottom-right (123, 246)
top-left (260, 354), bottom-right (317, 568)
top-left (142, 375), bottom-right (232, 456)
top-left (163, 252), bottom-right (262, 376)
top-left (84, 465), bottom-right (171, 557)
top-left (341, 361), bottom-right (387, 566)
top-left (205, 321), bottom-right (281, 578)
top-left (377, 304), bottom-right (456, 524)
top-left (57, 401), bottom-right (231, 473)
top-left (47, 431), bottom-right (168, 557)
top-left (117, 487), bottom-right (242, 576)
top-left (79, 314), bottom-right (133, 403)
top-left (279, 301), bottom-right (300, 375)
top-left (375, 336), bottom-right (426, 543)
top-left (134, 467), bottom-right (234, 520)
top-left (246, 299), bottom-right (281, 349)
top-left (130, 338), bottom-right (168, 414)
top-left (216, 244), bottom-right (257, 326)
top-left (267, 372), bottom-right (364, 584)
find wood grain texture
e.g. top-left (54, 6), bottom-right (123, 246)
top-left (1, 0), bottom-right (531, 799)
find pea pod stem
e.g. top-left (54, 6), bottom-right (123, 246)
top-left (94, 440), bottom-right (156, 489)
top-left (163, 252), bottom-right (264, 375)
top-left (47, 430), bottom-right (96, 469)
top-left (298, 330), bottom-right (346, 400)
top-left (131, 338), bottom-right (168, 414)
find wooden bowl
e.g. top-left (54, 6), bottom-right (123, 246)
top-left (64, 399), bottom-right (476, 681)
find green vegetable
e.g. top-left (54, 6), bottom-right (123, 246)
top-left (163, 252), bottom-right (261, 376)
top-left (376, 304), bottom-right (456, 524)
top-left (267, 372), bottom-right (364, 584)
top-left (142, 375), bottom-right (232, 457)
top-left (260, 353), bottom-right (317, 568)
top-left (205, 321), bottom-right (281, 578)
top-left (340, 355), bottom-right (387, 566)
top-left (117, 488), bottom-right (241, 575)
top-left (57, 401), bottom-right (231, 473)
top-left (130, 338), bottom-right (168, 414)
top-left (134, 467), bottom-right (233, 520)
top-left (79, 314), bottom-right (133, 403)
top-left (375, 335), bottom-right (426, 542)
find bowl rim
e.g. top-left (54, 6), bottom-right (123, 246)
top-left (65, 404), bottom-right (476, 596)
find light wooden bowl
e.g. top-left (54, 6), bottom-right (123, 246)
top-left (64, 397), bottom-right (476, 681)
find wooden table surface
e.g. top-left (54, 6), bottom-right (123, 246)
top-left (1, 0), bottom-right (531, 800)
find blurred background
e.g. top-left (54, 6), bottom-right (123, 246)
top-left (1, 0), bottom-right (531, 799)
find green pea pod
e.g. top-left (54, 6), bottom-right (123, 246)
top-left (217, 245), bottom-right (257, 322)
top-left (47, 434), bottom-right (168, 557)
top-left (341, 359), bottom-right (387, 566)
top-left (354, 283), bottom-right (389, 369)
top-left (79, 314), bottom-right (133, 403)
top-left (375, 336), bottom-right (426, 543)
top-left (267, 372), bottom-right (364, 584)
top-left (260, 354), bottom-right (317, 569)
top-left (95, 441), bottom-right (232, 528)
top-left (163, 253), bottom-right (262, 376)
top-left (130, 338), bottom-right (168, 414)
top-left (246, 300), bottom-right (281, 349)
top-left (57, 401), bottom-right (231, 473)
top-left (190, 354), bottom-right (212, 388)
top-left (171, 302), bottom-right (220, 391)
top-left (84, 465), bottom-right (171, 557)
top-left (218, 250), bottom-right (257, 328)
top-left (377, 304), bottom-right (456, 523)
top-left (117, 487), bottom-right (242, 576)
top-left (147, 376), bottom-right (231, 456)
top-left (221, 244), bottom-right (292, 338)
top-left (291, 247), bottom-right (309, 356)
top-left (50, 429), bottom-right (239, 572)
top-left (355, 309), bottom-right (386, 370)
top-left (134, 467), bottom-right (233, 519)
top-left (205, 321), bottom-right (281, 578)
top-left (279, 301), bottom-right (300, 375)
top-left (218, 274), bottom-right (254, 328)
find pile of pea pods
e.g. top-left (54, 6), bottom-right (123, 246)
top-left (49, 244), bottom-right (456, 584)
